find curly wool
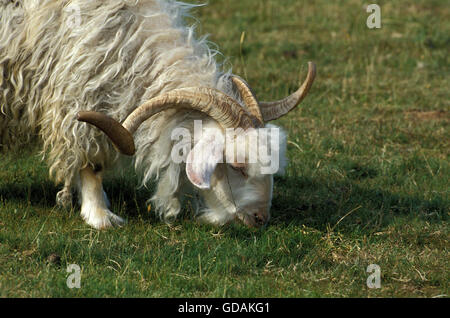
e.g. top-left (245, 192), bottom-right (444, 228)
top-left (0, 0), bottom-right (234, 198)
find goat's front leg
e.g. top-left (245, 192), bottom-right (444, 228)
top-left (78, 166), bottom-right (125, 229)
top-left (56, 176), bottom-right (74, 208)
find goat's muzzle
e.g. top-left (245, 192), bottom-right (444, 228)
top-left (236, 210), bottom-right (269, 228)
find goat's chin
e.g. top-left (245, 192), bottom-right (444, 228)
top-left (196, 208), bottom-right (236, 226)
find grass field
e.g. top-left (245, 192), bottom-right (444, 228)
top-left (0, 0), bottom-right (448, 297)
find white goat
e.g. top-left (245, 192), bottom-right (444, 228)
top-left (0, 0), bottom-right (315, 229)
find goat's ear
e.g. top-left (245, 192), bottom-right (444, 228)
top-left (186, 129), bottom-right (224, 189)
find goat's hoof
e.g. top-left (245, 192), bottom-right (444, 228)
top-left (81, 208), bottom-right (126, 229)
top-left (56, 189), bottom-right (72, 208)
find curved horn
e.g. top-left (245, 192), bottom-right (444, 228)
top-left (122, 87), bottom-right (256, 134)
top-left (77, 87), bottom-right (257, 156)
top-left (260, 61), bottom-right (316, 121)
top-left (231, 75), bottom-right (264, 126)
top-left (77, 111), bottom-right (136, 156)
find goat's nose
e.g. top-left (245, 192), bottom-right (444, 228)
top-left (253, 211), bottom-right (269, 227)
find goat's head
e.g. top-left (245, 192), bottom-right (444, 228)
top-left (77, 62), bottom-right (316, 228)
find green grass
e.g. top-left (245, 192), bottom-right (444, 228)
top-left (0, 0), bottom-right (448, 297)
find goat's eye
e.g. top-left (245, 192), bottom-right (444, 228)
top-left (231, 165), bottom-right (248, 178)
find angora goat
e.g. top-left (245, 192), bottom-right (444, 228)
top-left (0, 0), bottom-right (316, 229)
